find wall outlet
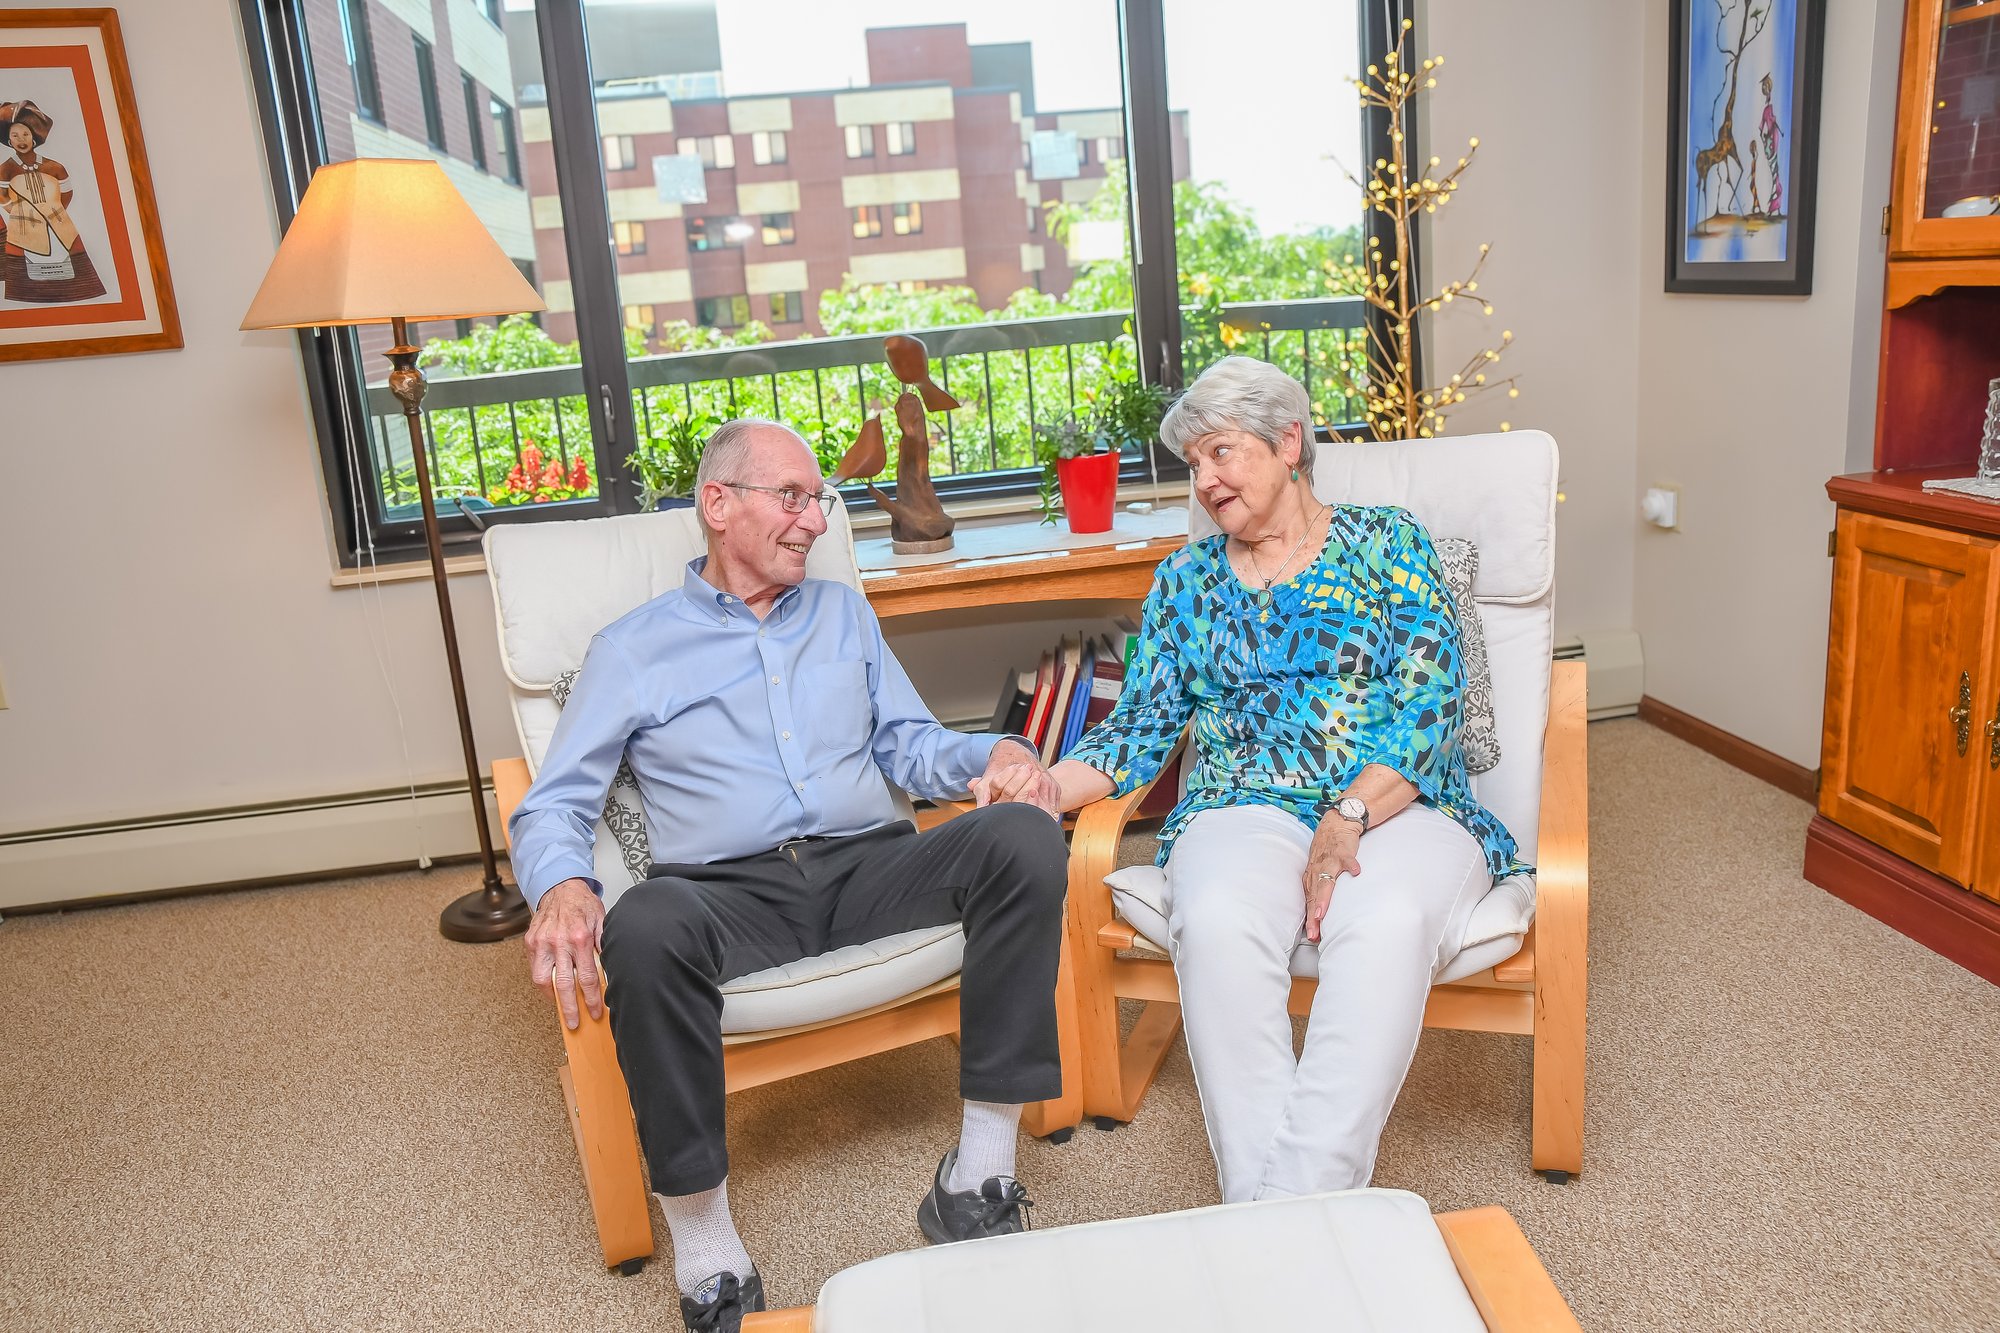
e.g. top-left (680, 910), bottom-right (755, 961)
top-left (1641, 485), bottom-right (1681, 530)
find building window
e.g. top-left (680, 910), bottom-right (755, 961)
top-left (462, 75), bottom-right (487, 171)
top-left (1026, 205), bottom-right (1039, 235)
top-left (624, 304), bottom-right (656, 334)
top-left (751, 130), bottom-right (788, 166)
top-left (478, 0), bottom-right (502, 23)
top-left (850, 205), bottom-right (882, 239)
top-left (769, 291), bottom-right (805, 324)
top-left (413, 37), bottom-right (445, 150)
top-left (892, 201), bottom-right (923, 236)
top-left (760, 212), bottom-right (796, 246)
top-left (686, 216), bottom-right (751, 252)
top-left (1096, 136), bottom-right (1125, 161)
top-left (844, 124), bottom-right (875, 159)
top-left (897, 280), bottom-right (930, 294)
top-left (676, 135), bottom-right (736, 170)
top-left (1076, 138), bottom-right (1090, 166)
top-left (337, 0), bottom-right (381, 123)
top-left (491, 99), bottom-right (520, 183)
top-left (696, 295), bottom-right (752, 328)
top-left (886, 121), bottom-right (917, 156)
top-left (603, 135), bottom-right (636, 172)
top-left (614, 220), bottom-right (647, 255)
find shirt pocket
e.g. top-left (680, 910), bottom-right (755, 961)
top-left (801, 659), bottom-right (873, 752)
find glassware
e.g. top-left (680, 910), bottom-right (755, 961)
top-left (1980, 376), bottom-right (2000, 480)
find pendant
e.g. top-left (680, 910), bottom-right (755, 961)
top-left (1257, 588), bottom-right (1273, 607)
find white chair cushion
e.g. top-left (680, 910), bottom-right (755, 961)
top-left (719, 924), bottom-right (963, 1034)
top-left (1104, 863), bottom-right (1533, 987)
top-left (814, 1187), bottom-right (1486, 1332)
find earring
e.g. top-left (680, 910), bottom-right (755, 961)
top-left (1290, 468), bottom-right (1300, 481)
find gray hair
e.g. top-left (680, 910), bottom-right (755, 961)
top-left (1159, 356), bottom-right (1316, 474)
top-left (693, 418), bottom-right (805, 531)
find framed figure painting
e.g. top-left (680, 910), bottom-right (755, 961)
top-left (0, 9), bottom-right (179, 362)
top-left (1666, 0), bottom-right (1826, 294)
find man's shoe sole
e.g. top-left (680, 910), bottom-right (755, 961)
top-left (916, 1190), bottom-right (954, 1245)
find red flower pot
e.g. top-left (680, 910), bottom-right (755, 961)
top-left (1055, 449), bottom-right (1119, 534)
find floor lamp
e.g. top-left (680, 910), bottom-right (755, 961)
top-left (243, 159), bottom-right (544, 943)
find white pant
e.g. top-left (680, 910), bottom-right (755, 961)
top-left (1164, 802), bottom-right (1492, 1202)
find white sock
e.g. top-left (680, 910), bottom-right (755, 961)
top-left (658, 1180), bottom-right (754, 1298)
top-left (947, 1099), bottom-right (1022, 1193)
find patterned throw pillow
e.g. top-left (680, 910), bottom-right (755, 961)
top-left (1433, 537), bottom-right (1502, 775)
top-left (550, 668), bottom-right (653, 883)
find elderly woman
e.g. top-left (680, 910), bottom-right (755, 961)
top-left (1047, 356), bottom-right (1527, 1203)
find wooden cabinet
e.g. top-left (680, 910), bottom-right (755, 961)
top-left (1889, 0), bottom-right (2000, 262)
top-left (1819, 510), bottom-right (2000, 888)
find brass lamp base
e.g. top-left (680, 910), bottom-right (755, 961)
top-left (439, 881), bottom-right (532, 943)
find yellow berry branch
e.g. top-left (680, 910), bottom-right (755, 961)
top-left (1327, 18), bottom-right (1520, 441)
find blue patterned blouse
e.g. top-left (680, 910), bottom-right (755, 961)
top-left (1064, 504), bottom-right (1528, 879)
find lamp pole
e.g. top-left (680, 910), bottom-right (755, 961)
top-left (386, 315), bottom-right (531, 943)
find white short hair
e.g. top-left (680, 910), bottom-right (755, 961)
top-left (694, 418), bottom-right (805, 531)
top-left (1160, 357), bottom-right (1316, 473)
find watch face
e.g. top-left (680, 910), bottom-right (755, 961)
top-left (1338, 797), bottom-right (1366, 821)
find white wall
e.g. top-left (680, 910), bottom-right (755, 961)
top-left (1422, 0), bottom-right (1648, 640)
top-left (1630, 0), bottom-right (1903, 769)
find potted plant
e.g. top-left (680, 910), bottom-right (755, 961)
top-left (627, 412), bottom-right (714, 511)
top-left (1034, 410), bottom-right (1118, 533)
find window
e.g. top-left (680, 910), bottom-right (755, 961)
top-left (462, 75), bottom-right (487, 171)
top-left (413, 37), bottom-right (445, 150)
top-left (686, 216), bottom-right (750, 252)
top-left (491, 98), bottom-right (520, 184)
top-left (477, 0), bottom-right (501, 23)
top-left (247, 0), bottom-right (1388, 567)
top-left (696, 295), bottom-right (752, 328)
top-left (676, 135), bottom-right (736, 170)
top-left (336, 0), bottom-right (380, 123)
top-left (769, 291), bottom-right (805, 324)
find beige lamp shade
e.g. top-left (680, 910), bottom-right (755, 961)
top-left (242, 158), bottom-right (545, 330)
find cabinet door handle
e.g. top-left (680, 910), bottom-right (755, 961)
top-left (1987, 692), bottom-right (2000, 770)
top-left (1948, 671), bottom-right (1972, 756)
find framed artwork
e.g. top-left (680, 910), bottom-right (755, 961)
top-left (1666, 0), bottom-right (1826, 295)
top-left (0, 9), bottom-right (179, 362)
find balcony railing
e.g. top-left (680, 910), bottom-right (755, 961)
top-left (364, 296), bottom-right (1368, 514)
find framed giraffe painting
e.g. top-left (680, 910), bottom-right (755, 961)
top-left (0, 10), bottom-right (180, 362)
top-left (1666, 0), bottom-right (1826, 295)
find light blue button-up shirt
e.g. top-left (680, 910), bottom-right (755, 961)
top-left (509, 558), bottom-right (1010, 909)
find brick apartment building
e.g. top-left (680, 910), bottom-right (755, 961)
top-left (505, 10), bottom-right (1189, 346)
top-left (305, 0), bottom-right (536, 358)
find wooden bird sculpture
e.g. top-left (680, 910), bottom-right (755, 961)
top-left (884, 334), bottom-right (960, 413)
top-left (868, 390), bottom-right (955, 550)
top-left (827, 415), bottom-right (885, 487)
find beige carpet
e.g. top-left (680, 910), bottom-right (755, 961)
top-left (3, 720), bottom-right (1997, 1331)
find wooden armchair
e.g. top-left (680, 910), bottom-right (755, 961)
top-left (484, 507), bottom-right (1080, 1274)
top-left (1058, 432), bottom-right (1589, 1182)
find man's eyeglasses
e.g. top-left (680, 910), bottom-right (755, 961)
top-left (724, 482), bottom-right (840, 515)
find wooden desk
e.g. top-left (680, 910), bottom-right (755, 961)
top-left (860, 534), bottom-right (1186, 620)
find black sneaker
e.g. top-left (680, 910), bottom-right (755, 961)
top-left (916, 1149), bottom-right (1034, 1244)
top-left (678, 1268), bottom-right (764, 1333)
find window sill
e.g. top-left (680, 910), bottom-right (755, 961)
top-left (327, 478), bottom-right (1191, 589)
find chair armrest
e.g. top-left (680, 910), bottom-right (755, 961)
top-left (1435, 1206), bottom-right (1583, 1332)
top-left (1067, 732), bottom-right (1185, 938)
top-left (1534, 661), bottom-right (1589, 964)
top-left (493, 757), bottom-right (532, 856)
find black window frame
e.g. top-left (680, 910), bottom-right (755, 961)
top-left (696, 294), bottom-right (751, 329)
top-left (241, 0), bottom-right (1410, 568)
top-left (462, 73), bottom-right (487, 171)
top-left (336, 0), bottom-right (381, 124)
top-left (413, 35), bottom-right (445, 151)
top-left (491, 96), bottom-right (521, 183)
top-left (760, 211), bottom-right (796, 246)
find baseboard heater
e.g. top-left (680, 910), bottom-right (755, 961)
top-left (1555, 628), bottom-right (1644, 721)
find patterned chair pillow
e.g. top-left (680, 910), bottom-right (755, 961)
top-left (550, 668), bottom-right (654, 884)
top-left (1433, 537), bottom-right (1502, 775)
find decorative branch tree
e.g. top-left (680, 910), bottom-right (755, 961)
top-left (1331, 18), bottom-right (1520, 441)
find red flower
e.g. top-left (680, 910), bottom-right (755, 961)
top-left (569, 457), bottom-right (590, 489)
top-left (504, 464), bottom-right (528, 493)
top-left (521, 443), bottom-right (543, 475)
top-left (540, 459), bottom-right (565, 489)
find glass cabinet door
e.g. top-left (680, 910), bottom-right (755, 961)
top-left (1895, 0), bottom-right (2000, 255)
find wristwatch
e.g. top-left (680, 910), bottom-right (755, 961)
top-left (1332, 795), bottom-right (1370, 833)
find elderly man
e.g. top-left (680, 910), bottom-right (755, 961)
top-left (511, 419), bottom-right (1067, 1332)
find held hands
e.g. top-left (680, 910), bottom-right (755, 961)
top-left (525, 878), bottom-right (607, 1030)
top-left (1302, 814), bottom-right (1364, 944)
top-left (968, 739), bottom-right (1061, 817)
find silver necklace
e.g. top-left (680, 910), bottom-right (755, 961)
top-left (1244, 503), bottom-right (1329, 608)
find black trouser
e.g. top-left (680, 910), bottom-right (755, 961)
top-left (599, 802), bottom-right (1069, 1197)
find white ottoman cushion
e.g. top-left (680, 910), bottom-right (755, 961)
top-left (1104, 863), bottom-right (1533, 987)
top-left (814, 1187), bottom-right (1486, 1332)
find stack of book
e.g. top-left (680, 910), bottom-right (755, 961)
top-left (986, 618), bottom-right (1179, 818)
